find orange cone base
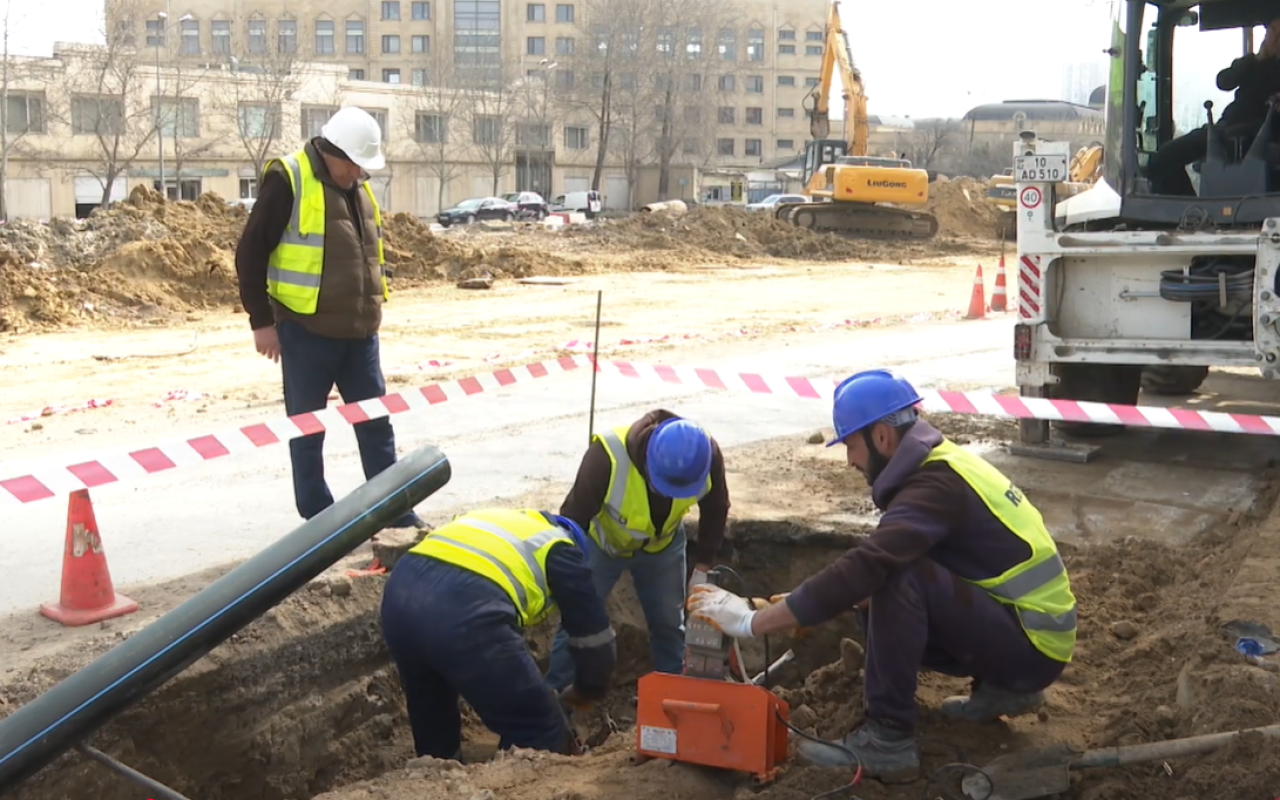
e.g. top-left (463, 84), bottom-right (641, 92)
top-left (39, 593), bottom-right (138, 627)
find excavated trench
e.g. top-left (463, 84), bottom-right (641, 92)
top-left (7, 520), bottom-right (863, 800)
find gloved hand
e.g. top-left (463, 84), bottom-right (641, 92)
top-left (686, 584), bottom-right (757, 638)
top-left (748, 593), bottom-right (789, 610)
top-left (560, 685), bottom-right (595, 712)
top-left (687, 566), bottom-right (709, 595)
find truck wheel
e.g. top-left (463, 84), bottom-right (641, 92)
top-left (1140, 365), bottom-right (1210, 396)
top-left (1050, 363), bottom-right (1142, 437)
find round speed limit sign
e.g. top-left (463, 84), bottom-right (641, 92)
top-left (1020, 186), bottom-right (1042, 209)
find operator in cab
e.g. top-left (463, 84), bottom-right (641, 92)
top-left (685, 370), bottom-right (1076, 781)
top-left (1147, 18), bottom-right (1280, 196)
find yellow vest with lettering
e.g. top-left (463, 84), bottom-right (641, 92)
top-left (264, 149), bottom-right (389, 316)
top-left (590, 424), bottom-right (711, 558)
top-left (921, 440), bottom-right (1077, 663)
top-left (408, 508), bottom-right (573, 627)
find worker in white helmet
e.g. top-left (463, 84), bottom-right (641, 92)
top-left (234, 107), bottom-right (424, 530)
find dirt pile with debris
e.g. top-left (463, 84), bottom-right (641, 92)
top-left (383, 214), bottom-right (590, 283)
top-left (925, 176), bottom-right (1004, 239)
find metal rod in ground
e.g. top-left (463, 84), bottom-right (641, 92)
top-left (751, 649), bottom-right (796, 685)
top-left (588, 289), bottom-right (603, 444)
top-left (0, 445), bottom-right (453, 796)
top-left (77, 745), bottom-right (196, 800)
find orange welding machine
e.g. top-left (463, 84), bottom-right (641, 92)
top-left (633, 572), bottom-right (790, 784)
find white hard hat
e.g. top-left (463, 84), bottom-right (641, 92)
top-left (320, 107), bottom-right (385, 170)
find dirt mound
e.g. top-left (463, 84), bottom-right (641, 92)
top-left (383, 214), bottom-right (591, 283)
top-left (925, 176), bottom-right (1003, 239)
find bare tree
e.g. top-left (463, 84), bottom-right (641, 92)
top-left (465, 62), bottom-right (520, 196)
top-left (64, 0), bottom-right (161, 208)
top-left (512, 64), bottom-right (556, 197)
top-left (0, 0), bottom-right (32, 220)
top-left (402, 50), bottom-right (472, 213)
top-left (154, 37), bottom-right (216, 199)
top-left (211, 32), bottom-right (303, 182)
top-left (901, 118), bottom-right (962, 170)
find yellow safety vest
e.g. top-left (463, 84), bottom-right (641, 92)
top-left (590, 424), bottom-right (712, 558)
top-left (921, 440), bottom-right (1077, 663)
top-left (408, 508), bottom-right (574, 628)
top-left (264, 148), bottom-right (389, 316)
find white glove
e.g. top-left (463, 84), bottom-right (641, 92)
top-left (687, 567), bottom-right (708, 595)
top-left (686, 584), bottom-right (757, 639)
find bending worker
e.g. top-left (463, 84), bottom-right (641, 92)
top-left (234, 106), bottom-right (424, 530)
top-left (380, 508), bottom-right (616, 759)
top-left (687, 370), bottom-right (1075, 779)
top-left (545, 410), bottom-right (730, 690)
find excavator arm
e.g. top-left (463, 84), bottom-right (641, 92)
top-left (804, 0), bottom-right (868, 156)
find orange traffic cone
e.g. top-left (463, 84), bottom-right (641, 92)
top-left (964, 264), bottom-right (986, 320)
top-left (39, 489), bottom-right (138, 627)
top-left (991, 256), bottom-right (1008, 313)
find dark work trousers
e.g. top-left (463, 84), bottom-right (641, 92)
top-left (379, 552), bottom-right (573, 759)
top-left (860, 558), bottom-right (1066, 733)
top-left (276, 319), bottom-right (404, 521)
top-left (1147, 126), bottom-right (1208, 197)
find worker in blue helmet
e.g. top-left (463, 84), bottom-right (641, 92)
top-left (545, 410), bottom-right (731, 693)
top-left (687, 370), bottom-right (1076, 780)
top-left (380, 508), bottom-right (615, 760)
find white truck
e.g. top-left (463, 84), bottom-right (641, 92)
top-left (1012, 0), bottom-right (1280, 457)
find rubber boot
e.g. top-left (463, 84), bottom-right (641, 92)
top-left (795, 717), bottom-right (920, 780)
top-left (941, 683), bottom-right (1045, 722)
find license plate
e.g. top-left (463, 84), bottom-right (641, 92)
top-left (1015, 154), bottom-right (1069, 183)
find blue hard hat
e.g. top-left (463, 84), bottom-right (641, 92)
top-left (645, 418), bottom-right (713, 499)
top-left (826, 369), bottom-right (923, 447)
top-left (543, 512), bottom-right (589, 550)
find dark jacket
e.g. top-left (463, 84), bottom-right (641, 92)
top-left (234, 139), bottom-right (385, 339)
top-left (559, 409), bottom-right (731, 565)
top-left (786, 420), bottom-right (1038, 626)
top-left (1216, 53), bottom-right (1280, 128)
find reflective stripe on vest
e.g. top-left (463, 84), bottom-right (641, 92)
top-left (921, 439), bottom-right (1078, 663)
top-left (264, 149), bottom-right (389, 316)
top-left (589, 424), bottom-right (710, 558)
top-left (408, 509), bottom-right (572, 627)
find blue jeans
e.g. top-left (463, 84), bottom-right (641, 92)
top-left (277, 319), bottom-right (414, 524)
top-left (380, 553), bottom-right (572, 757)
top-left (544, 525), bottom-right (687, 690)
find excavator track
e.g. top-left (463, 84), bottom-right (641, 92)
top-left (773, 202), bottom-right (939, 241)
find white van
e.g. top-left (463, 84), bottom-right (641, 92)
top-left (550, 190), bottom-right (603, 218)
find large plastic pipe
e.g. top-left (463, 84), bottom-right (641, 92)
top-left (0, 445), bottom-right (452, 796)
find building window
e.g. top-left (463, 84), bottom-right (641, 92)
top-left (315, 19), bottom-right (334, 53)
top-left (805, 30), bottom-right (823, 41)
top-left (717, 106), bottom-right (734, 124)
top-left (555, 36), bottom-right (574, 55)
top-left (746, 27), bottom-right (764, 61)
top-left (453, 0), bottom-right (502, 85)
top-left (745, 75), bottom-right (762, 93)
top-left (717, 138), bottom-right (734, 156)
top-left (685, 26), bottom-right (702, 59)
top-left (278, 19), bottom-right (297, 53)
top-left (804, 76), bottom-right (819, 88)
top-left (806, 45), bottom-right (822, 56)
top-left (212, 20), bottom-right (231, 54)
top-left (778, 28), bottom-right (795, 40)
top-left (382, 1), bottom-right (401, 20)
top-left (777, 75), bottom-right (794, 87)
top-left (152, 97), bottom-right (200, 137)
top-left (238, 102), bottom-right (279, 137)
top-left (555, 3), bottom-right (573, 22)
top-left (412, 34), bottom-right (430, 53)
top-left (564, 126), bottom-right (589, 150)
top-left (527, 3), bottom-right (545, 21)
top-left (416, 113), bottom-right (446, 143)
top-left (383, 68), bottom-right (401, 83)
top-left (683, 106), bottom-right (701, 124)
top-left (239, 178), bottom-right (258, 199)
top-left (745, 138), bottom-right (762, 156)
top-left (778, 44), bottom-right (794, 55)
top-left (777, 138), bottom-right (794, 149)
top-left (383, 34), bottom-right (400, 53)
top-left (554, 69), bottom-right (574, 89)
top-left (517, 123), bottom-right (551, 147)
top-left (777, 107), bottom-right (794, 118)
top-left (179, 18), bottom-right (200, 55)
top-left (745, 107), bottom-right (762, 124)
top-left (349, 68), bottom-right (366, 79)
top-left (145, 18), bottom-right (164, 48)
top-left (346, 19), bottom-right (365, 54)
top-left (473, 115), bottom-right (500, 145)
top-left (657, 27), bottom-right (673, 55)
top-left (527, 36), bottom-right (545, 55)
top-left (4, 94), bottom-right (46, 134)
top-left (718, 74), bottom-right (735, 92)
top-left (412, 2), bottom-right (430, 19)
top-left (301, 106), bottom-right (337, 138)
top-left (361, 108), bottom-right (390, 141)
top-left (411, 68), bottom-right (429, 85)
top-left (247, 18), bottom-right (267, 54)
top-left (686, 73), bottom-right (701, 91)
top-left (115, 19), bottom-right (136, 47)
top-left (717, 28), bottom-right (735, 60)
top-left (72, 96), bottom-right (123, 134)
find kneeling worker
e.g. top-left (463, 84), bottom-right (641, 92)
top-left (380, 508), bottom-right (616, 759)
top-left (687, 369), bottom-right (1076, 779)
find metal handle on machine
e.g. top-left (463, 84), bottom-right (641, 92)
top-left (661, 700), bottom-right (722, 715)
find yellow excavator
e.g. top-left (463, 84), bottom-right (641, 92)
top-left (772, 0), bottom-right (938, 240)
top-left (987, 142), bottom-right (1103, 238)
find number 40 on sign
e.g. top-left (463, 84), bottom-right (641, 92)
top-left (1015, 154), bottom-right (1068, 183)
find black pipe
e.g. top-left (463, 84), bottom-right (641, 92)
top-left (0, 445), bottom-right (452, 795)
top-left (76, 745), bottom-right (195, 800)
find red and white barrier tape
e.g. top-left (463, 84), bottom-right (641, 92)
top-left (5, 356), bottom-right (1277, 507)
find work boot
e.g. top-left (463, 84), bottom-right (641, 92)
top-left (941, 681), bottom-right (1044, 722)
top-left (795, 717), bottom-right (920, 780)
top-left (387, 512), bottom-right (427, 530)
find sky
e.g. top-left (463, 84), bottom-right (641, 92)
top-left (0, 0), bottom-right (1257, 120)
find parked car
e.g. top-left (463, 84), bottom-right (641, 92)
top-left (549, 190), bottom-right (603, 218)
top-left (745, 193), bottom-right (809, 212)
top-left (436, 197), bottom-right (518, 227)
top-left (502, 191), bottom-right (550, 220)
